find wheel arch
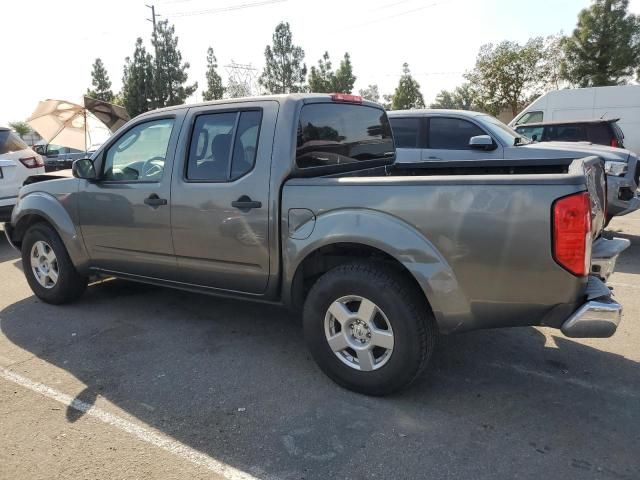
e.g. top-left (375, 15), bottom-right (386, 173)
top-left (283, 208), bottom-right (472, 334)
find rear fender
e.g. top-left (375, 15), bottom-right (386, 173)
top-left (284, 208), bottom-right (472, 333)
top-left (10, 192), bottom-right (89, 273)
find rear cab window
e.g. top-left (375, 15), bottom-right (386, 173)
top-left (587, 123), bottom-right (615, 146)
top-left (296, 103), bottom-right (394, 174)
top-left (0, 130), bottom-right (29, 155)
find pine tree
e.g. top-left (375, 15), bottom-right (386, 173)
top-left (359, 84), bottom-right (380, 103)
top-left (308, 52), bottom-right (333, 93)
top-left (152, 20), bottom-right (197, 107)
top-left (389, 63), bottom-right (425, 111)
top-left (561, 0), bottom-right (640, 86)
top-left (333, 53), bottom-right (356, 94)
top-left (121, 38), bottom-right (155, 117)
top-left (202, 47), bottom-right (225, 101)
top-left (86, 58), bottom-right (114, 102)
top-left (259, 22), bottom-right (306, 94)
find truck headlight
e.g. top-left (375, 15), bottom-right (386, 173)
top-left (604, 160), bottom-right (628, 176)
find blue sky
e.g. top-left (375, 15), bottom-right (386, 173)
top-left (2, 0), bottom-right (639, 125)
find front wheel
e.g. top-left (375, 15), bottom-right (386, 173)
top-left (21, 223), bottom-right (88, 304)
top-left (303, 262), bottom-right (437, 396)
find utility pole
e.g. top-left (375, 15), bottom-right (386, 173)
top-left (146, 4), bottom-right (161, 107)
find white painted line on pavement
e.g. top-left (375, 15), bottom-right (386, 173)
top-left (488, 362), bottom-right (640, 400)
top-left (0, 367), bottom-right (261, 480)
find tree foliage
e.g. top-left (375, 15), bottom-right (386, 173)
top-left (259, 22), bottom-right (307, 94)
top-left (465, 38), bottom-right (547, 116)
top-left (226, 78), bottom-right (252, 98)
top-left (152, 20), bottom-right (197, 107)
top-left (430, 83), bottom-right (477, 110)
top-left (86, 58), bottom-right (114, 102)
top-left (202, 47), bottom-right (225, 101)
top-left (387, 63), bottom-right (425, 110)
top-left (308, 52), bottom-right (356, 93)
top-left (9, 121), bottom-right (32, 138)
top-left (359, 84), bottom-right (380, 103)
top-left (561, 0), bottom-right (640, 87)
top-left (121, 38), bottom-right (155, 117)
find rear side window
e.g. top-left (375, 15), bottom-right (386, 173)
top-left (389, 117), bottom-right (421, 148)
top-left (547, 125), bottom-right (586, 142)
top-left (186, 110), bottom-right (262, 182)
top-left (0, 130), bottom-right (28, 154)
top-left (428, 117), bottom-right (485, 150)
top-left (296, 103), bottom-right (393, 169)
top-left (587, 124), bottom-right (613, 145)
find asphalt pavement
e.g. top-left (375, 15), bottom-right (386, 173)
top-left (1, 212), bottom-right (639, 480)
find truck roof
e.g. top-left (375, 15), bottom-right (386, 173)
top-left (515, 118), bottom-right (620, 128)
top-left (140, 93), bottom-right (384, 117)
top-left (387, 109), bottom-right (486, 118)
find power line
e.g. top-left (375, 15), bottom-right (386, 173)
top-left (170, 0), bottom-right (287, 18)
top-left (350, 0), bottom-right (453, 28)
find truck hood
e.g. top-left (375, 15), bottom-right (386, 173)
top-left (517, 142), bottom-right (631, 162)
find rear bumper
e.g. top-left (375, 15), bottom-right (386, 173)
top-left (590, 237), bottom-right (631, 280)
top-left (614, 192), bottom-right (640, 217)
top-left (562, 276), bottom-right (622, 338)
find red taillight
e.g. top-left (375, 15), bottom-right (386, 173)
top-left (611, 138), bottom-right (619, 148)
top-left (553, 192), bottom-right (592, 276)
top-left (330, 93), bottom-right (363, 103)
top-left (19, 156), bottom-right (44, 169)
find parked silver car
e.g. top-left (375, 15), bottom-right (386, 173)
top-left (388, 109), bottom-right (640, 220)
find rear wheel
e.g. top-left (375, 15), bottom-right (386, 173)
top-left (303, 262), bottom-right (437, 396)
top-left (21, 223), bottom-right (88, 304)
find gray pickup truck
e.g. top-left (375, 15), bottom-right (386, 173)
top-left (4, 94), bottom-right (629, 395)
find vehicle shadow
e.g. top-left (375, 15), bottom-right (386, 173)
top-left (605, 231), bottom-right (640, 276)
top-left (1, 280), bottom-right (639, 479)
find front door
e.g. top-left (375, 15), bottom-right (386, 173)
top-left (78, 114), bottom-right (183, 279)
top-left (422, 116), bottom-right (503, 161)
top-left (170, 101), bottom-right (277, 294)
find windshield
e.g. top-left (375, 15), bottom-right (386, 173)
top-left (480, 115), bottom-right (530, 146)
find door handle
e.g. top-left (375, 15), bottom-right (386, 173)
top-left (144, 194), bottom-right (167, 207)
top-left (232, 195), bottom-right (262, 212)
top-left (427, 156), bottom-right (442, 160)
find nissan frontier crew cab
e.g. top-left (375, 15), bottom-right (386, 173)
top-left (4, 94), bottom-right (629, 395)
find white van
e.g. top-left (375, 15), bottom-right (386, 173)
top-left (509, 85), bottom-right (640, 154)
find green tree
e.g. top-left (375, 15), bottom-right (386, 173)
top-left (152, 20), bottom-right (197, 108)
top-left (359, 84), bottom-right (380, 103)
top-left (431, 83), bottom-right (477, 110)
top-left (543, 34), bottom-right (566, 90)
top-left (226, 78), bottom-right (252, 98)
top-left (561, 0), bottom-right (640, 87)
top-left (9, 121), bottom-right (32, 139)
top-left (86, 58), bottom-right (114, 102)
top-left (121, 38), bottom-right (155, 117)
top-left (259, 22), bottom-right (307, 94)
top-left (333, 53), bottom-right (356, 93)
top-left (308, 52), bottom-right (333, 92)
top-left (388, 63), bottom-right (425, 110)
top-left (308, 52), bottom-right (356, 93)
top-left (465, 38), bottom-right (546, 116)
top-left (202, 47), bottom-right (225, 101)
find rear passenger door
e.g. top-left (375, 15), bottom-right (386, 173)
top-left (388, 116), bottom-right (424, 163)
top-left (170, 101), bottom-right (278, 294)
top-left (423, 116), bottom-right (503, 161)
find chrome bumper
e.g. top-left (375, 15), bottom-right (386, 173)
top-left (562, 276), bottom-right (622, 338)
top-left (616, 193), bottom-right (640, 217)
top-left (590, 237), bottom-right (630, 281)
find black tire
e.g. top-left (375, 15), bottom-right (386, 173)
top-left (21, 222), bottom-right (88, 304)
top-left (303, 262), bottom-right (437, 396)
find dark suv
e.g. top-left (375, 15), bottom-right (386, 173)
top-left (515, 119), bottom-right (625, 149)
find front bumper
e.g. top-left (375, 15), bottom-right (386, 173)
top-left (590, 237), bottom-right (631, 281)
top-left (562, 276), bottom-right (622, 338)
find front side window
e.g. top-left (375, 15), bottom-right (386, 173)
top-left (517, 111), bottom-right (543, 125)
top-left (428, 117), bottom-right (485, 150)
top-left (389, 117), bottom-right (421, 148)
top-left (103, 118), bottom-right (174, 182)
top-left (186, 110), bottom-right (262, 182)
top-left (296, 103), bottom-right (393, 169)
top-left (516, 126), bottom-right (544, 141)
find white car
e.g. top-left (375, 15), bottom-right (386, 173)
top-left (0, 127), bottom-right (45, 221)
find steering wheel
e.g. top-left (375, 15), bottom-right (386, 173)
top-left (141, 156), bottom-right (165, 179)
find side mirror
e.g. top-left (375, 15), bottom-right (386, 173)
top-left (531, 134), bottom-right (538, 142)
top-left (469, 135), bottom-right (496, 151)
top-left (72, 158), bottom-right (97, 180)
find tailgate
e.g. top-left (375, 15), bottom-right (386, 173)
top-left (572, 156), bottom-right (607, 238)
